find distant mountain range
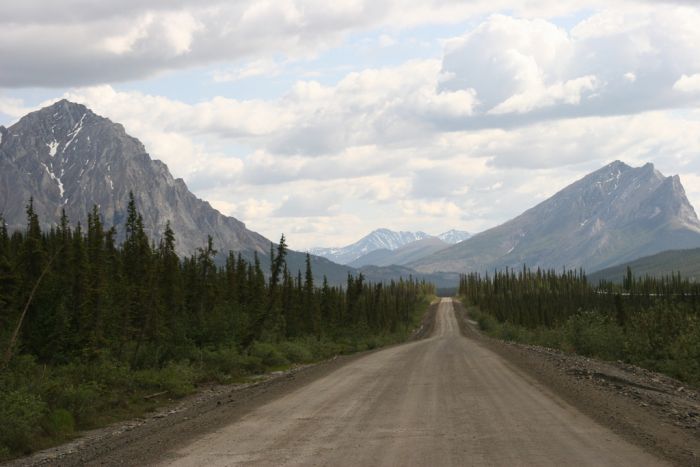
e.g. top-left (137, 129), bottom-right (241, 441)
top-left (588, 248), bottom-right (700, 284)
top-left (311, 228), bottom-right (470, 265)
top-left (349, 237), bottom-right (450, 268)
top-left (409, 161), bottom-right (700, 274)
top-left (3, 101), bottom-right (698, 286)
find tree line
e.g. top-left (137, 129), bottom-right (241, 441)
top-left (459, 267), bottom-right (700, 386)
top-left (0, 195), bottom-right (433, 457)
top-left (0, 195), bottom-right (433, 367)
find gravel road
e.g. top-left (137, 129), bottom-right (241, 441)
top-left (156, 298), bottom-right (667, 466)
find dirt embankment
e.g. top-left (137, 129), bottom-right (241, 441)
top-left (409, 298), bottom-right (440, 340)
top-left (453, 300), bottom-right (700, 466)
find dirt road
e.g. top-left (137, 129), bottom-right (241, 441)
top-left (156, 298), bottom-right (665, 466)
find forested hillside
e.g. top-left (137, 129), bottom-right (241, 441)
top-left (589, 248), bottom-right (700, 283)
top-left (0, 196), bottom-right (433, 458)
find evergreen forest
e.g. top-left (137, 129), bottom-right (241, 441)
top-left (0, 196), bottom-right (434, 458)
top-left (459, 267), bottom-right (700, 386)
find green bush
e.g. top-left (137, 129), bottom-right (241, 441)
top-left (0, 389), bottom-right (46, 453)
top-left (623, 305), bottom-right (687, 365)
top-left (497, 322), bottom-right (531, 342)
top-left (278, 341), bottom-right (313, 364)
top-left (655, 315), bottom-right (700, 385)
top-left (241, 355), bottom-right (265, 374)
top-left (474, 310), bottom-right (499, 334)
top-left (563, 311), bottom-right (624, 361)
top-left (199, 347), bottom-right (246, 381)
top-left (44, 408), bottom-right (75, 437)
top-left (307, 339), bottom-right (343, 360)
top-left (250, 342), bottom-right (289, 368)
top-left (51, 382), bottom-right (100, 425)
top-left (134, 361), bottom-right (196, 398)
top-left (531, 327), bottom-right (567, 351)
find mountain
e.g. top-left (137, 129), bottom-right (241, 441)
top-left (310, 228), bottom-right (432, 265)
top-left (410, 161), bottom-right (700, 274)
top-left (437, 229), bottom-right (471, 244)
top-left (357, 264), bottom-right (461, 289)
top-left (588, 248), bottom-right (700, 283)
top-left (349, 237), bottom-right (449, 268)
top-left (0, 100), bottom-right (353, 284)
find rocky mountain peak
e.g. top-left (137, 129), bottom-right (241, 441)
top-left (0, 100), bottom-right (268, 257)
top-left (409, 161), bottom-right (700, 274)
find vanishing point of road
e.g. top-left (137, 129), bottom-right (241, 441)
top-left (157, 298), bottom-right (666, 466)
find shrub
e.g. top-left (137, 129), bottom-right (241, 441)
top-left (51, 382), bottom-right (100, 426)
top-left (277, 341), bottom-right (313, 364)
top-left (662, 316), bottom-right (700, 385)
top-left (624, 305), bottom-right (687, 366)
top-left (474, 310), bottom-right (499, 334)
top-left (563, 311), bottom-right (624, 361)
top-left (0, 389), bottom-right (46, 453)
top-left (44, 408), bottom-right (75, 437)
top-left (200, 347), bottom-right (246, 380)
top-left (250, 342), bottom-right (289, 368)
top-left (134, 361), bottom-right (196, 398)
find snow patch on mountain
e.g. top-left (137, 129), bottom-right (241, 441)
top-left (437, 230), bottom-right (471, 244)
top-left (47, 140), bottom-right (59, 157)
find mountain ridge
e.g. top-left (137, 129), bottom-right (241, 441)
top-left (0, 99), bottom-right (272, 256)
top-left (0, 100), bottom-right (363, 285)
top-left (349, 237), bottom-right (450, 268)
top-left (311, 228), bottom-right (470, 265)
top-left (310, 228), bottom-right (432, 265)
top-left (409, 161), bottom-right (700, 274)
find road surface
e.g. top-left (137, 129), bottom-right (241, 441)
top-left (157, 298), bottom-right (666, 466)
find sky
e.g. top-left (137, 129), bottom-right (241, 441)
top-left (1, 0), bottom-right (700, 250)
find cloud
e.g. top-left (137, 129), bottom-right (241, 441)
top-left (674, 74), bottom-right (700, 94)
top-left (401, 199), bottom-right (462, 218)
top-left (440, 8), bottom-right (700, 123)
top-left (211, 58), bottom-right (283, 82)
top-left (4, 2), bottom-right (700, 249)
top-left (0, 1), bottom-right (385, 87)
top-left (273, 193), bottom-right (341, 217)
top-left (0, 0), bottom-right (665, 88)
top-left (54, 59), bottom-right (477, 159)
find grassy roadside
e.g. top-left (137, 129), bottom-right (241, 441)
top-left (0, 295), bottom-right (434, 461)
top-left (459, 298), bottom-right (700, 388)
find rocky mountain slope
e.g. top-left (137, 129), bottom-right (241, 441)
top-left (0, 100), bottom-right (271, 256)
top-left (0, 100), bottom-right (356, 284)
top-left (409, 161), bottom-right (700, 274)
top-left (349, 237), bottom-right (450, 268)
